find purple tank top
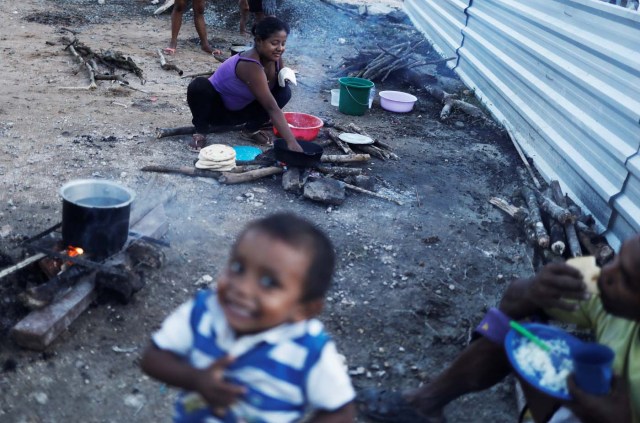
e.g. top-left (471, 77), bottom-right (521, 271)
top-left (210, 54), bottom-right (271, 111)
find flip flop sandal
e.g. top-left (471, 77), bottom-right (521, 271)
top-left (356, 388), bottom-right (442, 423)
top-left (162, 47), bottom-right (176, 55)
top-left (241, 129), bottom-right (272, 146)
top-left (187, 134), bottom-right (207, 152)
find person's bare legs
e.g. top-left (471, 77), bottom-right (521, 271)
top-left (406, 339), bottom-right (512, 418)
top-left (193, 0), bottom-right (221, 55)
top-left (238, 0), bottom-right (249, 34)
top-left (165, 0), bottom-right (187, 53)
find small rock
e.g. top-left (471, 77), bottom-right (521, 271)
top-left (33, 392), bottom-right (48, 405)
top-left (0, 224), bottom-right (12, 238)
top-left (448, 284), bottom-right (456, 291)
top-left (98, 0), bottom-right (105, 4)
top-left (202, 275), bottom-right (213, 282)
top-left (124, 393), bottom-right (145, 409)
top-left (282, 167), bottom-right (303, 192)
top-left (303, 178), bottom-right (345, 205)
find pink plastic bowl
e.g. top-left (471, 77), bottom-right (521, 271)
top-left (273, 112), bottom-right (324, 141)
top-left (379, 91), bottom-right (418, 113)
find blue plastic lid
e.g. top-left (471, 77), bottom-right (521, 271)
top-left (233, 146), bottom-right (262, 161)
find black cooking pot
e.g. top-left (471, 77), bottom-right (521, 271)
top-left (273, 139), bottom-right (323, 168)
top-left (60, 179), bottom-right (136, 259)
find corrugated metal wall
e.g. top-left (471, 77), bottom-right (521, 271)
top-left (406, 0), bottom-right (640, 248)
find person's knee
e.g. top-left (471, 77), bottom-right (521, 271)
top-left (275, 85), bottom-right (292, 108)
top-left (187, 77), bottom-right (211, 97)
top-left (173, 0), bottom-right (187, 12)
top-left (192, 0), bottom-right (206, 15)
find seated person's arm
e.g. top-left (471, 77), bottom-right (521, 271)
top-left (567, 374), bottom-right (632, 423)
top-left (236, 60), bottom-right (301, 151)
top-left (500, 262), bottom-right (587, 320)
top-left (308, 402), bottom-right (356, 423)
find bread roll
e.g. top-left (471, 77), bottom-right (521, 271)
top-left (566, 256), bottom-right (600, 295)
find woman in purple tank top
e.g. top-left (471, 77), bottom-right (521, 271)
top-left (186, 17), bottom-right (302, 152)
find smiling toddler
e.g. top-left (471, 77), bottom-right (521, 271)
top-left (141, 213), bottom-right (355, 422)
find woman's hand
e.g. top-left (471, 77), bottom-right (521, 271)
top-left (565, 374), bottom-right (632, 423)
top-left (194, 355), bottom-right (246, 415)
top-left (286, 139), bottom-right (303, 152)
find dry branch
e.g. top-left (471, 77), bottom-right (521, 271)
top-left (343, 183), bottom-right (403, 205)
top-left (157, 49), bottom-right (183, 76)
top-left (326, 129), bottom-right (352, 154)
top-left (537, 193), bottom-right (574, 224)
top-left (219, 167), bottom-right (283, 184)
top-left (488, 197), bottom-right (527, 221)
top-left (521, 186), bottom-right (550, 248)
top-left (181, 71), bottom-right (215, 79)
top-left (550, 181), bottom-right (582, 257)
top-left (321, 154), bottom-right (370, 164)
top-left (0, 253), bottom-right (47, 282)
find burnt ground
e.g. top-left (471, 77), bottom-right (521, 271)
top-left (0, 0), bottom-right (533, 421)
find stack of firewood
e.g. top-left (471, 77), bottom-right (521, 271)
top-left (335, 39), bottom-right (454, 82)
top-left (490, 180), bottom-right (614, 267)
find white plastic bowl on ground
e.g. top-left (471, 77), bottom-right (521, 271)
top-left (379, 90), bottom-right (418, 113)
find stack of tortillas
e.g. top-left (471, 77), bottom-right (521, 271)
top-left (195, 144), bottom-right (236, 171)
top-left (566, 256), bottom-right (601, 295)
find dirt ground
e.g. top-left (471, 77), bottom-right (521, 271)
top-left (1, 1), bottom-right (535, 421)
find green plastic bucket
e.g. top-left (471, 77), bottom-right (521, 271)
top-left (338, 77), bottom-right (374, 116)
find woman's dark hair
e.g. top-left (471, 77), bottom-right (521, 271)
top-left (252, 17), bottom-right (290, 40)
top-left (234, 213), bottom-right (335, 302)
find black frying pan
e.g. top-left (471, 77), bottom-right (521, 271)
top-left (273, 139), bottom-right (323, 168)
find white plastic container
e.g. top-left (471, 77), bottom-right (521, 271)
top-left (331, 89), bottom-right (340, 106)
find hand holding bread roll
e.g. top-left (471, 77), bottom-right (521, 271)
top-left (566, 256), bottom-right (601, 295)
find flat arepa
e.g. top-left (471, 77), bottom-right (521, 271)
top-left (195, 160), bottom-right (236, 171)
top-left (198, 144), bottom-right (236, 162)
top-left (566, 256), bottom-right (601, 295)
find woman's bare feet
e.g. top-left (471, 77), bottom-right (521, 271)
top-left (201, 44), bottom-right (222, 55)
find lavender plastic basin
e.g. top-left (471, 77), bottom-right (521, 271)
top-left (379, 91), bottom-right (417, 113)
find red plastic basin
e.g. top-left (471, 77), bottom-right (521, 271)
top-left (273, 112), bottom-right (324, 141)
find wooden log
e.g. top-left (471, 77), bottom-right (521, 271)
top-left (141, 165), bottom-right (223, 179)
top-left (218, 167), bottom-right (283, 184)
top-left (537, 193), bottom-right (574, 224)
top-left (488, 197), bottom-right (528, 222)
top-left (155, 124), bottom-right (244, 138)
top-left (521, 186), bottom-right (550, 248)
top-left (315, 166), bottom-right (362, 177)
top-left (11, 203), bottom-right (169, 350)
top-left (550, 181), bottom-right (582, 257)
top-left (181, 71), bottom-right (215, 79)
top-left (575, 222), bottom-right (615, 265)
top-left (157, 49), bottom-right (183, 76)
top-left (321, 154), bottom-right (370, 163)
top-left (353, 144), bottom-right (388, 160)
top-left (153, 0), bottom-right (175, 15)
top-left (326, 129), bottom-right (353, 154)
top-left (0, 253), bottom-right (47, 282)
top-left (549, 220), bottom-right (566, 256)
top-left (343, 183), bottom-right (403, 205)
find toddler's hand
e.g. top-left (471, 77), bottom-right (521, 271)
top-left (195, 355), bottom-right (246, 413)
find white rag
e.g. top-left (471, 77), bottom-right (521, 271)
top-left (278, 67), bottom-right (297, 87)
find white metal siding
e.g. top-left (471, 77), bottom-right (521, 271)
top-left (405, 0), bottom-right (469, 62)
top-left (406, 0), bottom-right (640, 246)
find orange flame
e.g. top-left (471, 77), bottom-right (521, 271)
top-left (67, 246), bottom-right (84, 257)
